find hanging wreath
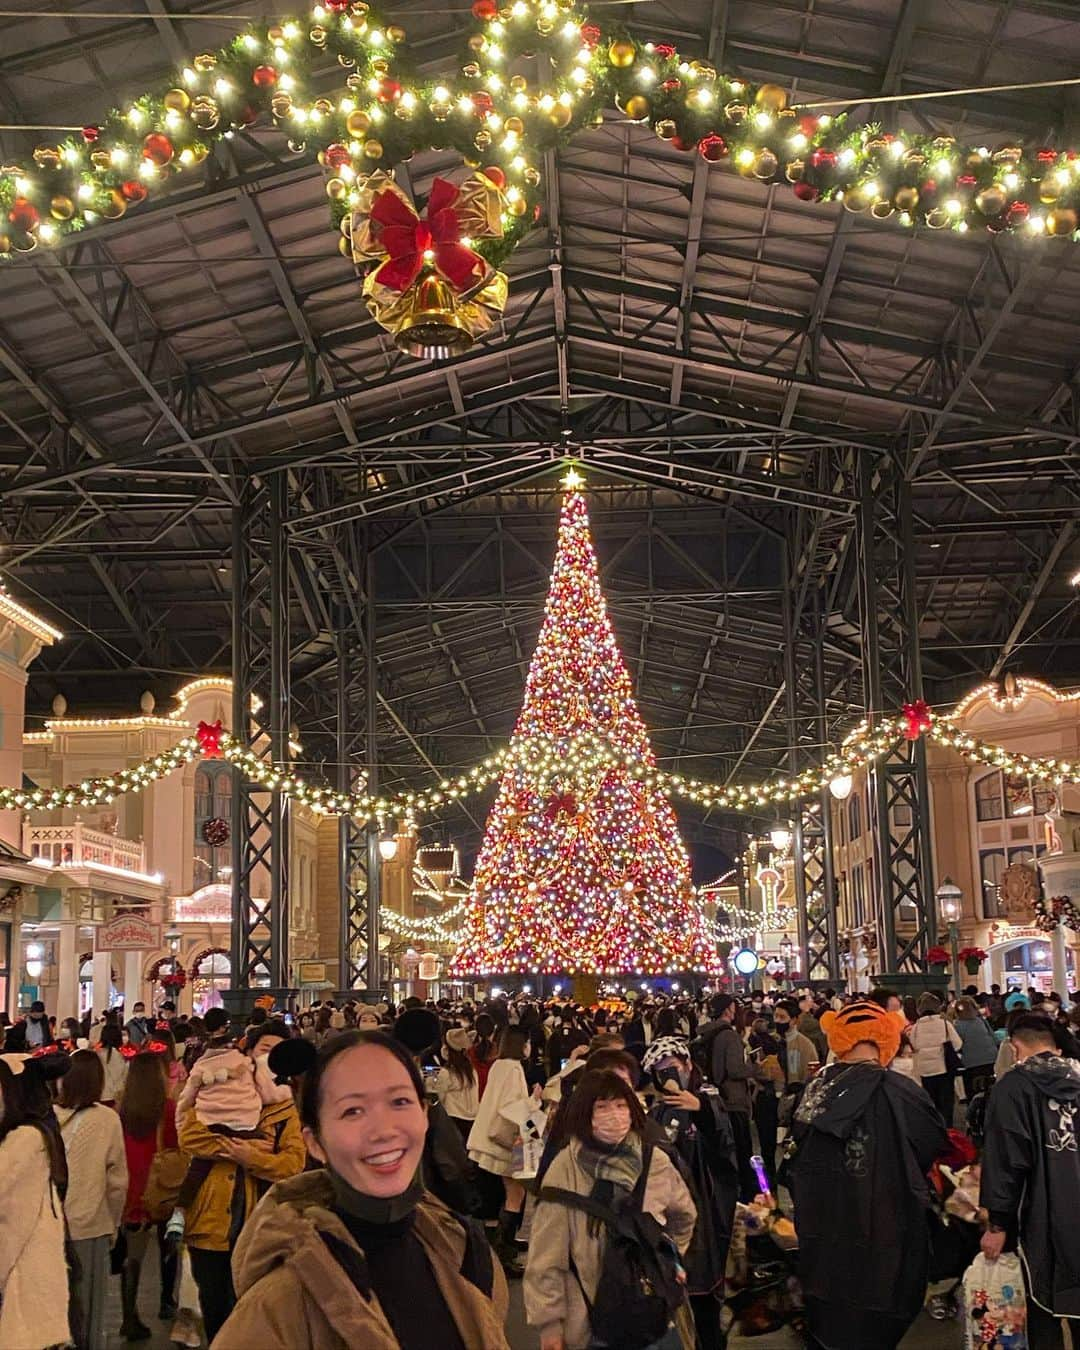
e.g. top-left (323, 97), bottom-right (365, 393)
top-left (159, 969), bottom-right (187, 990)
top-left (1033, 895), bottom-right (1080, 934)
top-left (202, 816), bottom-right (230, 847)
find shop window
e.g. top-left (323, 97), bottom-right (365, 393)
top-left (980, 849), bottom-right (1007, 918)
top-left (975, 772), bottom-right (1004, 822)
top-left (194, 761), bottom-right (233, 885)
top-left (852, 864), bottom-right (865, 926)
top-left (1033, 786), bottom-right (1056, 816)
top-left (191, 949), bottom-right (231, 1016)
top-left (848, 794), bottom-right (862, 841)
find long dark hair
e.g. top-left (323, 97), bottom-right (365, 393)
top-left (441, 1039), bottom-right (475, 1086)
top-left (300, 1029), bottom-right (426, 1136)
top-left (99, 1022), bottom-right (122, 1060)
top-left (0, 1059), bottom-right (68, 1196)
top-left (119, 1052), bottom-right (167, 1139)
top-left (497, 1026), bottom-right (528, 1061)
top-left (57, 1049), bottom-right (105, 1110)
top-left (472, 1013), bottom-right (496, 1063)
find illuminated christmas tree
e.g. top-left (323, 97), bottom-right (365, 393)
top-left (451, 470), bottom-right (718, 976)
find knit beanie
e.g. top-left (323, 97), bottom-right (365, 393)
top-left (820, 1000), bottom-right (901, 1065)
top-left (1005, 992), bottom-right (1030, 1012)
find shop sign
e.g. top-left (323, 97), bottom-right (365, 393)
top-left (418, 951), bottom-right (440, 981)
top-left (988, 922), bottom-right (1046, 945)
top-left (95, 914), bottom-right (160, 951)
top-left (297, 961), bottom-right (327, 984)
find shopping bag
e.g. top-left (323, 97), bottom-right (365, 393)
top-left (962, 1251), bottom-right (1027, 1349)
top-left (507, 1103), bottom-right (546, 1179)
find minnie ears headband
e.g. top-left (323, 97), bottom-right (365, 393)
top-left (0, 1049), bottom-right (72, 1081)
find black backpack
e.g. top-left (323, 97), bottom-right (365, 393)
top-left (690, 1022), bottom-right (722, 1080)
top-left (539, 1145), bottom-right (686, 1350)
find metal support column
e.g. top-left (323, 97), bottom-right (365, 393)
top-left (781, 573), bottom-right (811, 981)
top-left (337, 612), bottom-right (368, 992)
top-left (229, 474), bottom-right (291, 994)
top-left (858, 453), bottom-right (937, 973)
top-left (364, 542), bottom-right (383, 995)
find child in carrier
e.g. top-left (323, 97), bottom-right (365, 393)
top-left (164, 1011), bottom-right (290, 1244)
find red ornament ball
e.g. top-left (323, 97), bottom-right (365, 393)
top-left (325, 0), bottom-right (349, 10)
top-left (955, 173), bottom-right (976, 188)
top-left (8, 198), bottom-right (40, 232)
top-left (671, 135), bottom-right (696, 152)
top-left (793, 180), bottom-right (820, 201)
top-left (120, 180), bottom-right (148, 203)
top-left (324, 141), bottom-right (351, 169)
top-left (471, 90), bottom-right (494, 117)
top-left (660, 78), bottom-right (682, 93)
top-left (653, 42), bottom-right (676, 58)
top-left (142, 132), bottom-right (174, 166)
top-left (798, 114), bottom-right (819, 137)
top-left (1006, 199), bottom-right (1030, 225)
top-left (82, 125), bottom-right (101, 143)
top-left (580, 23), bottom-right (601, 48)
top-left (698, 133), bottom-right (727, 162)
top-left (809, 147), bottom-right (837, 170)
top-left (376, 78), bottom-right (402, 104)
top-left (482, 165), bottom-right (506, 189)
top-left (1036, 148), bottom-right (1058, 164)
top-left (471, 0), bottom-right (498, 17)
top-left (252, 65), bottom-right (278, 88)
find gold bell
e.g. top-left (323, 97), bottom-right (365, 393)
top-left (394, 275), bottom-right (474, 360)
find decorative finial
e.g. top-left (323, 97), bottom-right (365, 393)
top-left (561, 464), bottom-right (585, 491)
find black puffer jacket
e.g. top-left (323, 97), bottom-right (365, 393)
top-left (981, 1051), bottom-right (1080, 1317)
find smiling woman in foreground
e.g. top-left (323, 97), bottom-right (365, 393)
top-left (212, 1029), bottom-right (510, 1350)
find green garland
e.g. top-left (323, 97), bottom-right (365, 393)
top-left (2, 1), bottom-right (1079, 275)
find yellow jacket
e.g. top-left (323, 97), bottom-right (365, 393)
top-left (177, 1096), bottom-right (306, 1251)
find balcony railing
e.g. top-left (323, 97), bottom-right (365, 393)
top-left (23, 821), bottom-right (147, 875)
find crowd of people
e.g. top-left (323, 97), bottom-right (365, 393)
top-left (0, 977), bottom-right (1077, 1350)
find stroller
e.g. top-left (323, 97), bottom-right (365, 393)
top-left (925, 1130), bottom-right (983, 1322)
top-left (725, 1161), bottom-right (803, 1339)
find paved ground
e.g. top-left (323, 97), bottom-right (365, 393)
top-left (103, 1255), bottom-right (964, 1349)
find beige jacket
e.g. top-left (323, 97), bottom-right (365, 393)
top-left (0, 1126), bottom-right (71, 1350)
top-left (54, 1102), bottom-right (128, 1240)
top-left (524, 1140), bottom-right (697, 1350)
top-left (214, 1169), bottom-right (510, 1350)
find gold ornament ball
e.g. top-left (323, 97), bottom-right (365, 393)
top-left (924, 205), bottom-right (950, 229)
top-left (90, 149), bottom-right (112, 170)
top-left (351, 1), bottom-right (370, 16)
top-left (468, 33), bottom-right (487, 52)
top-left (1039, 182), bottom-right (1061, 205)
top-left (1047, 206), bottom-right (1078, 236)
top-left (101, 189), bottom-right (127, 219)
top-left (50, 195), bottom-right (75, 221)
top-left (393, 103), bottom-right (412, 120)
top-left (32, 144), bottom-right (61, 170)
top-left (991, 143), bottom-right (1023, 166)
top-left (509, 196), bottom-right (528, 216)
top-left (163, 88), bottom-right (191, 113)
top-left (351, 109), bottom-right (378, 137)
top-left (863, 135), bottom-right (888, 154)
top-left (523, 166), bottom-right (541, 186)
top-left (338, 236), bottom-right (352, 258)
top-left (504, 115), bottom-right (524, 134)
top-left (608, 38), bottom-right (636, 68)
top-left (193, 51), bottom-right (217, 72)
top-left (313, 97), bottom-right (334, 115)
top-left (326, 177), bottom-right (348, 200)
top-left (870, 197), bottom-right (894, 219)
top-left (337, 52), bottom-right (356, 68)
top-left (363, 138), bottom-right (384, 159)
top-left (842, 186), bottom-right (870, 212)
top-left (0, 233), bottom-right (12, 255)
top-left (754, 82), bottom-right (787, 113)
top-left (655, 119), bottom-right (677, 141)
top-left (346, 72), bottom-right (364, 91)
top-left (309, 25), bottom-right (327, 45)
top-left (964, 151), bottom-right (984, 171)
top-left (191, 96), bottom-right (220, 130)
top-left (271, 93), bottom-right (293, 118)
top-left (623, 94), bottom-right (650, 121)
top-left (785, 157), bottom-right (805, 183)
top-left (975, 184), bottom-right (1007, 216)
top-left (549, 102), bottom-right (572, 130)
top-left (753, 147), bottom-right (779, 179)
top-left (724, 100), bottom-right (748, 123)
top-left (462, 62), bottom-right (481, 79)
top-left (903, 149), bottom-right (926, 169)
top-left (536, 15), bottom-right (554, 34)
top-left (430, 99), bottom-right (452, 121)
top-left (474, 128), bottom-right (493, 149)
top-left (267, 24), bottom-right (284, 41)
top-left (387, 24), bottom-right (406, 41)
top-left (189, 143), bottom-right (209, 164)
top-left (510, 75), bottom-right (528, 92)
top-left (894, 184), bottom-right (919, 212)
top-left (370, 58), bottom-right (390, 76)
top-left (931, 134), bottom-right (955, 151)
top-left (340, 216), bottom-right (352, 237)
top-left (690, 59), bottom-right (717, 81)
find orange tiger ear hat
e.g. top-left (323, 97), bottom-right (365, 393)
top-left (820, 1001), bottom-right (900, 1065)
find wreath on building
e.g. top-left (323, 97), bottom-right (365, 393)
top-left (201, 816), bottom-right (230, 847)
top-left (1033, 894), bottom-right (1080, 934)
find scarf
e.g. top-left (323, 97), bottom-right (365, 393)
top-left (328, 1165), bottom-right (425, 1225)
top-left (575, 1132), bottom-right (643, 1196)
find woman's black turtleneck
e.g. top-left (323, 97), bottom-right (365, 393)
top-left (329, 1171), bottom-right (467, 1350)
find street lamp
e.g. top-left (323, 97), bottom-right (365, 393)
top-left (829, 773), bottom-right (853, 801)
top-left (378, 834), bottom-right (399, 861)
top-left (779, 933), bottom-right (793, 988)
top-left (769, 825), bottom-right (792, 852)
top-left (936, 878), bottom-right (962, 992)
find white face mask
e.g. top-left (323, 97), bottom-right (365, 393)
top-left (592, 1101), bottom-right (631, 1147)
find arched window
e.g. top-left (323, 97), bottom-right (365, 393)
top-left (194, 760), bottom-right (233, 884)
top-left (190, 948), bottom-right (231, 1015)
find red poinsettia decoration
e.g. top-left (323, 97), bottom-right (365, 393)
top-left (544, 790), bottom-right (578, 822)
top-left (369, 178), bottom-right (490, 294)
top-left (957, 946), bottom-right (988, 963)
top-left (926, 945), bottom-right (951, 965)
top-left (160, 969), bottom-right (187, 990)
top-left (580, 22), bottom-right (601, 47)
top-left (196, 719), bottom-right (225, 757)
top-left (902, 699), bottom-right (932, 740)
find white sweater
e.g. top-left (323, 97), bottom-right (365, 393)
top-left (99, 1046), bottom-right (129, 1101)
top-left (0, 1126), bottom-right (71, 1350)
top-left (909, 1014), bottom-right (962, 1079)
top-left (433, 1066), bottom-right (480, 1122)
top-left (54, 1102), bottom-right (128, 1240)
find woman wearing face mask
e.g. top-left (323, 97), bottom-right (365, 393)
top-left (212, 1030), bottom-right (511, 1349)
top-left (641, 1038), bottom-right (738, 1350)
top-left (525, 1069), bottom-right (697, 1350)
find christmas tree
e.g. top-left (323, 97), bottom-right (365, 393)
top-left (451, 470), bottom-right (718, 976)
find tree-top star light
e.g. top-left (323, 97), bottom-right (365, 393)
top-left (451, 472), bottom-right (719, 976)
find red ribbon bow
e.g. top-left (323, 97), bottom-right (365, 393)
top-left (371, 178), bottom-right (488, 294)
top-left (545, 790), bottom-right (578, 822)
top-left (901, 699), bottom-right (932, 740)
top-left (196, 719), bottom-right (224, 757)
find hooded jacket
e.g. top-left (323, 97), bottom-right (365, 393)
top-left (980, 1051), bottom-right (1080, 1318)
top-left (701, 1020), bottom-right (763, 1114)
top-left (213, 1170), bottom-right (510, 1350)
top-left (789, 1060), bottom-right (948, 1345)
